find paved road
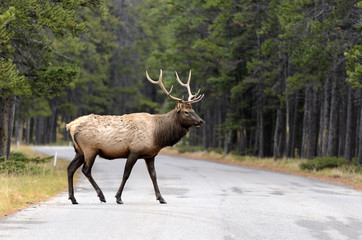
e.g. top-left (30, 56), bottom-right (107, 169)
top-left (1, 146), bottom-right (362, 240)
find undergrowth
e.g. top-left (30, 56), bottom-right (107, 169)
top-left (299, 156), bottom-right (346, 171)
top-left (299, 156), bottom-right (362, 173)
top-left (0, 152), bottom-right (52, 175)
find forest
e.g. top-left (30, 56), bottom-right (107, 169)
top-left (0, 0), bottom-right (361, 162)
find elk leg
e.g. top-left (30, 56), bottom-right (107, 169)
top-left (145, 157), bottom-right (167, 204)
top-left (67, 153), bottom-right (85, 204)
top-left (82, 154), bottom-right (106, 203)
top-left (115, 153), bottom-right (138, 204)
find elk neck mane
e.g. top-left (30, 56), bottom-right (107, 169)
top-left (153, 109), bottom-right (189, 148)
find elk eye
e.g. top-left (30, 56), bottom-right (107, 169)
top-left (184, 111), bottom-right (189, 115)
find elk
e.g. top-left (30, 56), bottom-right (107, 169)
top-left (66, 69), bottom-right (204, 204)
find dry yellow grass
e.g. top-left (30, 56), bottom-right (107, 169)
top-left (0, 146), bottom-right (70, 217)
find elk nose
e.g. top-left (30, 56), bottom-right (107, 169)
top-left (195, 118), bottom-right (205, 127)
top-left (198, 119), bottom-right (205, 126)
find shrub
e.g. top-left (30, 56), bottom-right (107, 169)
top-left (0, 152), bottom-right (52, 175)
top-left (339, 164), bottom-right (362, 174)
top-left (299, 156), bottom-right (346, 171)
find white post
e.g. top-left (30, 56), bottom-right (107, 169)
top-left (53, 152), bottom-right (57, 167)
top-left (16, 141), bottom-right (19, 150)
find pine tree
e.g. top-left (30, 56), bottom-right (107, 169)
top-left (0, 0), bottom-right (103, 157)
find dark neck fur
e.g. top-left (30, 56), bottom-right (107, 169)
top-left (154, 109), bottom-right (189, 148)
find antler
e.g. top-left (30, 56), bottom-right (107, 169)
top-left (146, 69), bottom-right (204, 104)
top-left (146, 69), bottom-right (183, 102)
top-left (175, 70), bottom-right (204, 104)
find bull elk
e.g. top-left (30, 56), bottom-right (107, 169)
top-left (66, 69), bottom-right (205, 204)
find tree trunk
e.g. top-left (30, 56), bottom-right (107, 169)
top-left (318, 77), bottom-right (330, 156)
top-left (273, 107), bottom-right (283, 160)
top-left (337, 85), bottom-right (347, 157)
top-left (290, 91), bottom-right (299, 158)
top-left (25, 117), bottom-right (31, 145)
top-left (0, 97), bottom-right (10, 158)
top-left (257, 93), bottom-right (265, 158)
top-left (308, 87), bottom-right (318, 159)
top-left (35, 117), bottom-right (48, 145)
top-left (301, 83), bottom-right (317, 159)
top-left (358, 104), bottom-right (362, 164)
top-left (285, 91), bottom-right (299, 158)
top-left (0, 97), bottom-right (9, 158)
top-left (327, 75), bottom-right (339, 157)
top-left (258, 97), bottom-right (264, 158)
top-left (224, 130), bottom-right (232, 155)
top-left (202, 107), bottom-right (208, 149)
top-left (285, 94), bottom-right (291, 158)
top-left (15, 117), bottom-right (24, 146)
top-left (301, 84), bottom-right (311, 159)
top-left (6, 96), bottom-right (16, 159)
top-left (238, 127), bottom-right (246, 155)
top-left (49, 109), bottom-right (57, 143)
top-left (344, 85), bottom-right (354, 161)
top-left (217, 98), bottom-right (224, 148)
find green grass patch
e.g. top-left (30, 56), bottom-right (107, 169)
top-left (0, 152), bottom-right (52, 174)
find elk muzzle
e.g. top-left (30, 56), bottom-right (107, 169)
top-left (195, 118), bottom-right (205, 127)
top-left (192, 113), bottom-right (205, 128)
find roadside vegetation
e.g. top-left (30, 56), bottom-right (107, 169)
top-left (0, 146), bottom-right (69, 217)
top-left (162, 145), bottom-right (362, 191)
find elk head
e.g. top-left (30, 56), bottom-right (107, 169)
top-left (146, 69), bottom-right (205, 128)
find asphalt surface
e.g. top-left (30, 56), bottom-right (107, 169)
top-left (1, 146), bottom-right (362, 240)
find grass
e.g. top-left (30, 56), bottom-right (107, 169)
top-left (0, 145), bottom-right (70, 217)
top-left (161, 146), bottom-right (362, 191)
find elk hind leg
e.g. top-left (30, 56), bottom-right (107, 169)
top-left (115, 153), bottom-right (138, 204)
top-left (67, 152), bottom-right (85, 204)
top-left (145, 157), bottom-right (166, 204)
top-left (82, 153), bottom-right (106, 203)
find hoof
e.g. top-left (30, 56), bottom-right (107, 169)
top-left (116, 197), bottom-right (123, 204)
top-left (69, 198), bottom-right (78, 204)
top-left (98, 192), bottom-right (106, 203)
top-left (158, 198), bottom-right (167, 204)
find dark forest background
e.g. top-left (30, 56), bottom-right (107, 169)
top-left (0, 0), bottom-right (361, 162)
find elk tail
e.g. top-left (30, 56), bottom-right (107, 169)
top-left (66, 122), bottom-right (83, 154)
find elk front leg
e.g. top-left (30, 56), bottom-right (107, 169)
top-left (67, 153), bottom-right (85, 204)
top-left (145, 157), bottom-right (167, 204)
top-left (115, 153), bottom-right (138, 204)
top-left (82, 153), bottom-right (106, 203)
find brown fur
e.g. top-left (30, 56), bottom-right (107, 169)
top-left (67, 113), bottom-right (157, 158)
top-left (153, 109), bottom-right (189, 148)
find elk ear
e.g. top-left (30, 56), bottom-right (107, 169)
top-left (176, 101), bottom-right (183, 112)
